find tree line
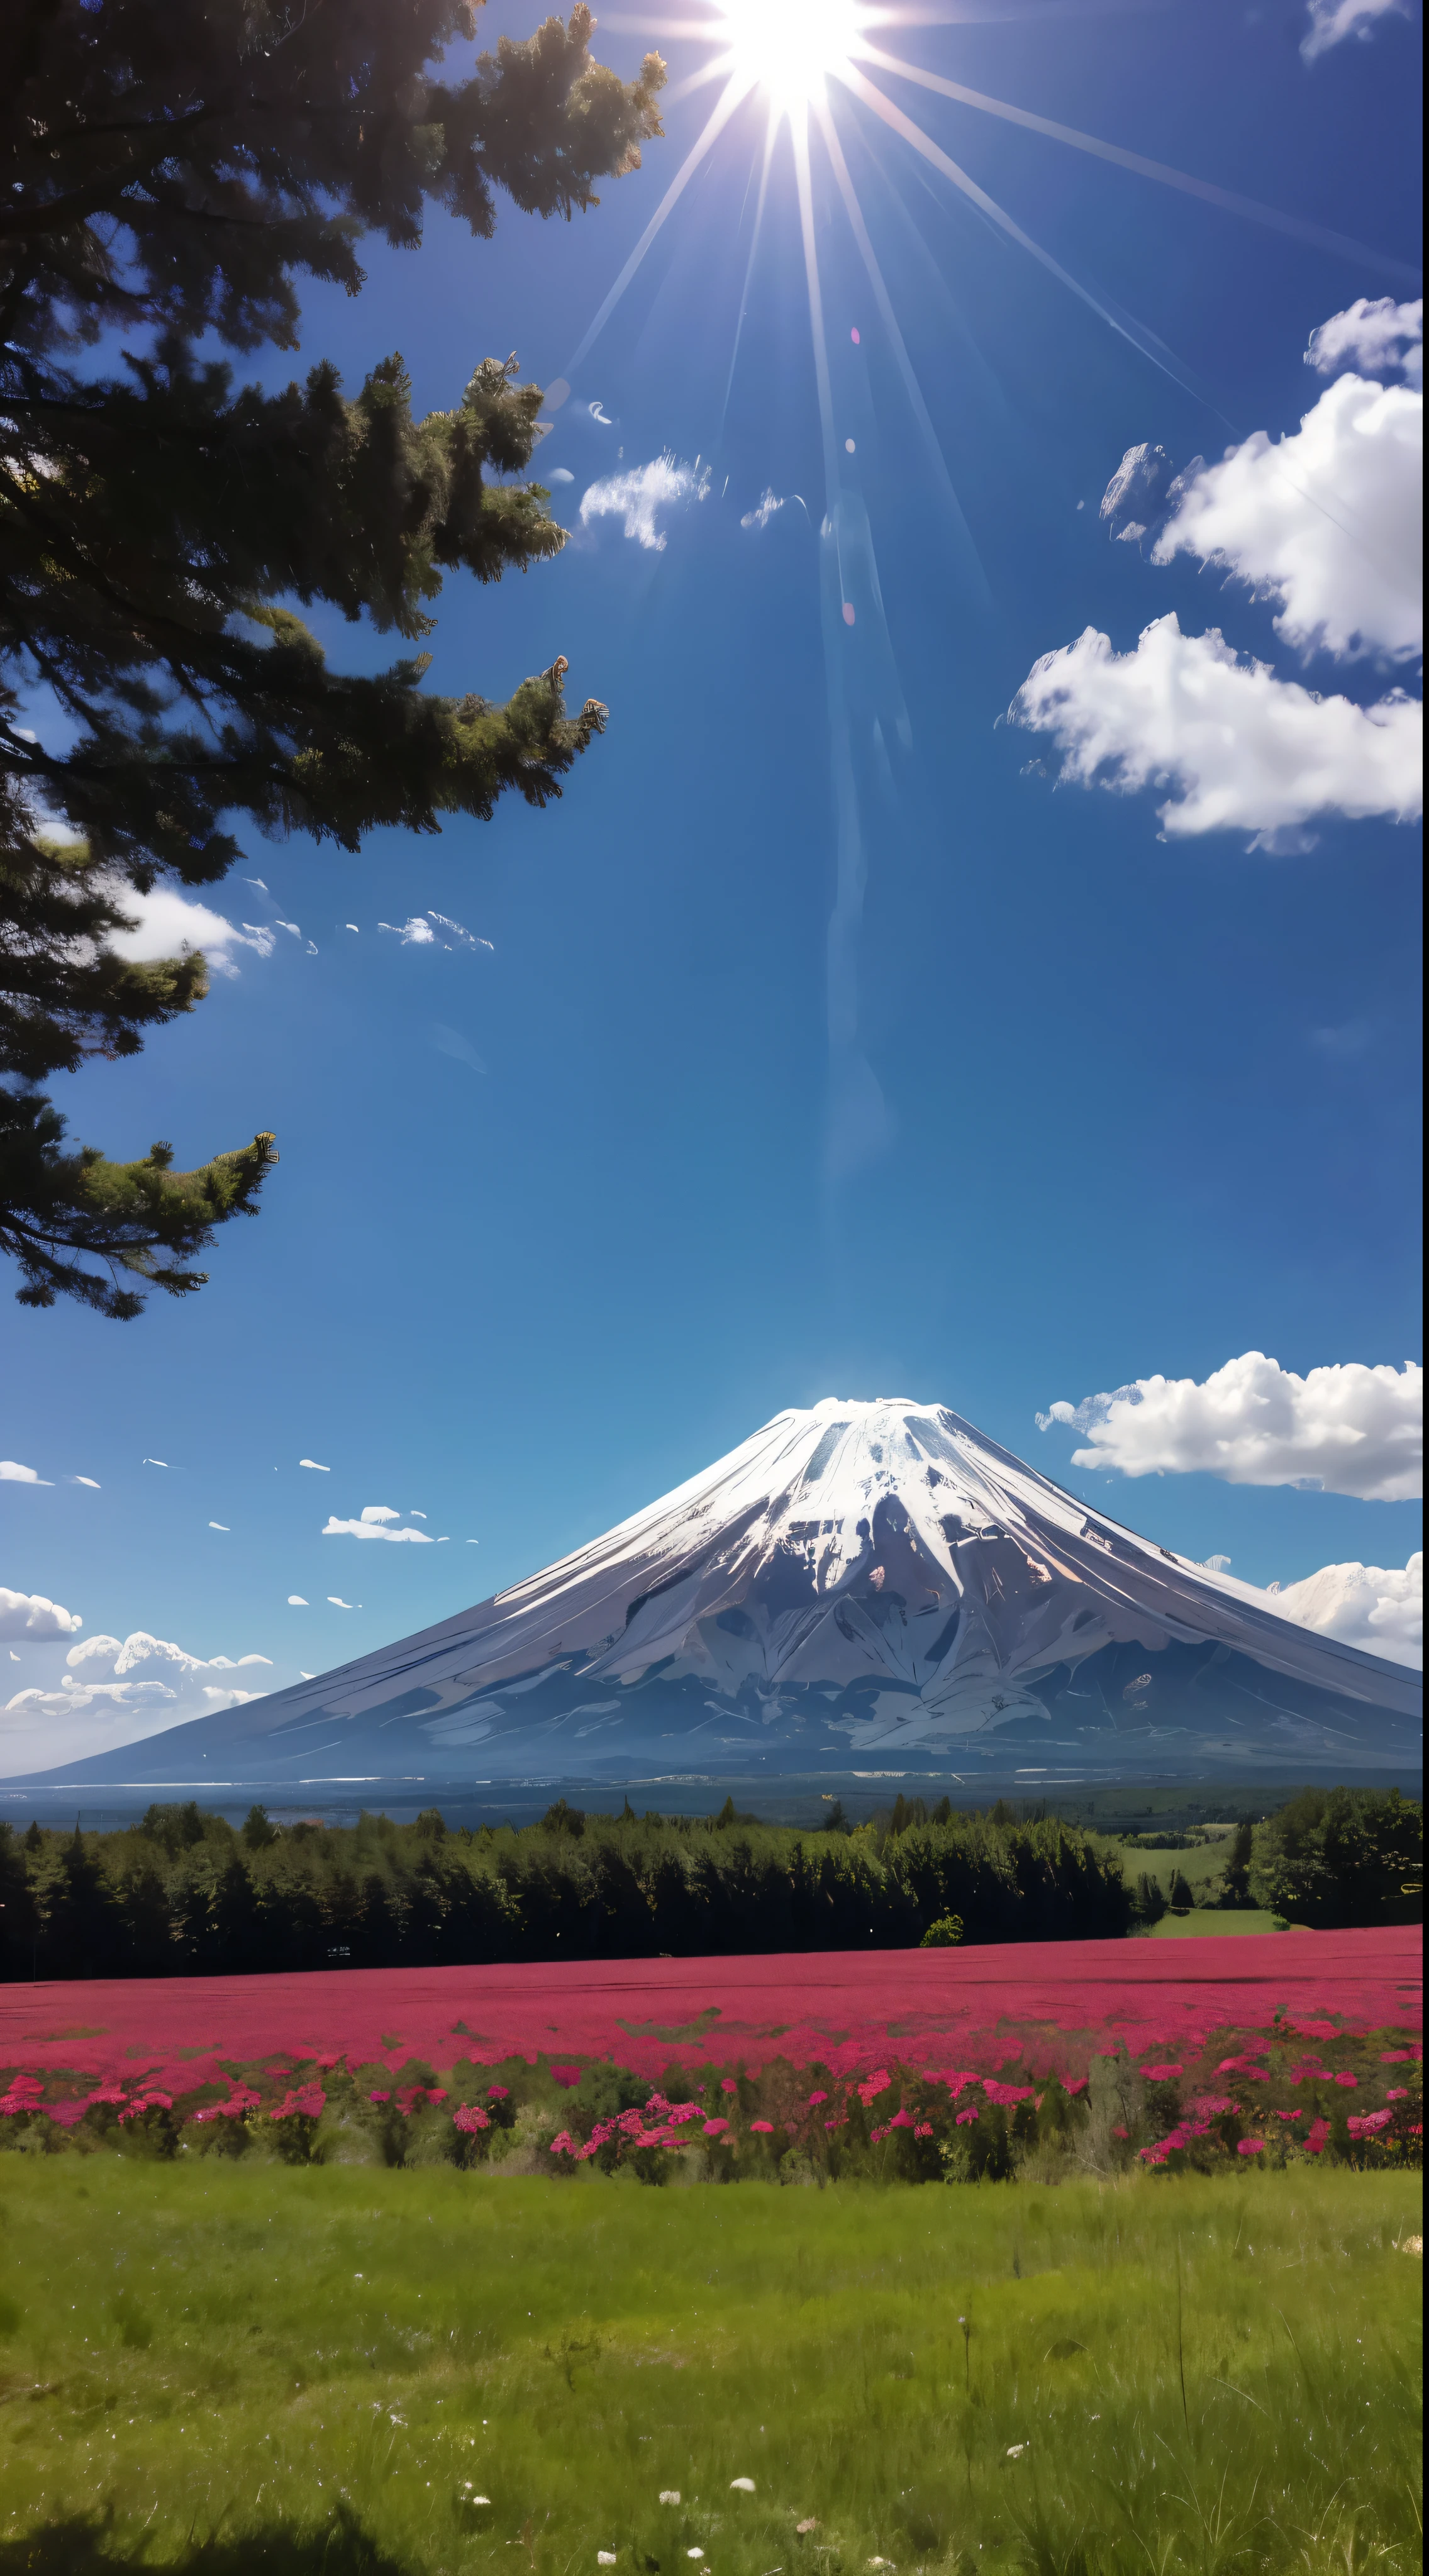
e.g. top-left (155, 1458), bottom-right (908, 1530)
top-left (1, 1785), bottom-right (1416, 1980)
top-left (0, 1796), bottom-right (1133, 1980)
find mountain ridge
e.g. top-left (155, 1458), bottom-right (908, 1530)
top-left (14, 1397), bottom-right (1420, 1791)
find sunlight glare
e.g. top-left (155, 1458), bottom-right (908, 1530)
top-left (716, 0), bottom-right (864, 106)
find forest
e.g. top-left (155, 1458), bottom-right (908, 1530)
top-left (1, 1785), bottom-right (1417, 1979)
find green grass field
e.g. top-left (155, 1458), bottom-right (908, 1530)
top-left (1144, 1909), bottom-right (1288, 1937)
top-left (0, 2161), bottom-right (1420, 2575)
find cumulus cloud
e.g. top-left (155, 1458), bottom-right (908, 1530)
top-left (1009, 614), bottom-right (1420, 843)
top-left (1151, 374), bottom-right (1421, 662)
top-left (1307, 297), bottom-right (1422, 389)
top-left (287, 1594), bottom-right (309, 1606)
top-left (579, 454), bottom-right (711, 552)
top-left (1266, 1552), bottom-right (1421, 1667)
top-left (298, 1459), bottom-right (330, 1472)
top-left (1098, 443), bottom-right (1178, 544)
top-left (0, 1587), bottom-right (82, 1641)
top-left (1037, 1353), bottom-right (1420, 1501)
top-left (2, 1628), bottom-right (275, 1762)
top-left (548, 467), bottom-right (575, 484)
top-left (1301, 0), bottom-right (1409, 61)
top-left (1, 1460), bottom-right (50, 1484)
top-left (108, 884), bottom-right (276, 979)
top-left (322, 1505), bottom-right (434, 1543)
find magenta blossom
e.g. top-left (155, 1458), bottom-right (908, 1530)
top-left (720, 2077), bottom-right (739, 2095)
top-left (750, 2119), bottom-right (774, 2135)
top-left (703, 2116), bottom-right (730, 2138)
top-left (1236, 2138), bottom-right (1265, 2155)
top-left (1140, 2065), bottom-right (1183, 2083)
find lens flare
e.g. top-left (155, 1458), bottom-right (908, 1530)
top-left (716, 0), bottom-right (864, 106)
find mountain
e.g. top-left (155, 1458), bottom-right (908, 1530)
top-left (19, 1398), bottom-right (1421, 1794)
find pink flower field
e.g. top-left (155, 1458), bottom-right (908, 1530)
top-left (0, 1924), bottom-right (1418, 2100)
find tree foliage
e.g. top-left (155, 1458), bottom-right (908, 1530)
top-left (1, 0), bottom-right (665, 1313)
top-left (1260, 1785), bottom-right (1423, 1930)
top-left (1, 1801), bottom-right (1132, 1979)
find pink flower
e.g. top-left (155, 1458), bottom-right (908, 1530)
top-left (720, 2077), bottom-right (739, 2094)
top-left (1333, 2072), bottom-right (1358, 2089)
top-left (1236, 2138), bottom-right (1265, 2155)
top-left (889, 2108), bottom-right (915, 2129)
top-left (703, 2117), bottom-right (729, 2138)
top-left (914, 2122), bottom-right (933, 2138)
top-left (453, 2104), bottom-right (489, 2133)
top-left (750, 2119), bottom-right (774, 2134)
top-left (487, 2085), bottom-right (510, 2099)
top-left (369, 2090), bottom-right (391, 2104)
top-left (1304, 2118), bottom-right (1331, 2155)
top-left (982, 2079), bottom-right (1036, 2106)
top-left (1347, 2109), bottom-right (1393, 2137)
top-left (549, 2130), bottom-right (576, 2157)
top-left (1387, 2088), bottom-right (1409, 2102)
top-left (1063, 2078), bottom-right (1088, 2097)
top-left (1140, 2065), bottom-right (1183, 2082)
top-left (955, 2109), bottom-right (979, 2126)
top-left (808, 2090), bottom-right (828, 2107)
top-left (427, 2089), bottom-right (447, 2102)
top-left (1381, 2048), bottom-right (1420, 2063)
top-left (272, 2085), bottom-right (325, 2122)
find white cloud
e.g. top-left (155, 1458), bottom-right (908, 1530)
top-left (288, 1594), bottom-right (309, 1606)
top-left (579, 454), bottom-right (711, 552)
top-left (1, 1626), bottom-right (275, 1765)
top-left (69, 1475), bottom-right (101, 1489)
top-left (0, 1588), bottom-right (82, 1641)
top-left (741, 489), bottom-right (787, 531)
top-left (379, 911), bottom-right (491, 952)
top-left (1037, 1353), bottom-right (1420, 1501)
top-left (1, 1461), bottom-right (51, 1484)
top-left (142, 1458), bottom-right (174, 1469)
top-left (1265, 1552), bottom-right (1421, 1667)
top-left (1009, 614), bottom-right (1421, 843)
top-left (298, 1459), bottom-right (330, 1472)
top-left (108, 884), bottom-right (275, 979)
top-left (208, 1521), bottom-right (230, 1531)
top-left (1307, 297), bottom-right (1422, 390)
top-left (549, 467), bottom-right (575, 484)
top-left (1302, 0), bottom-right (1409, 61)
top-left (322, 1505), bottom-right (434, 1543)
top-left (327, 1596), bottom-right (361, 1609)
top-left (1151, 373), bottom-right (1422, 662)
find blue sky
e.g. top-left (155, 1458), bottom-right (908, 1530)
top-left (1, 0), bottom-right (1422, 1758)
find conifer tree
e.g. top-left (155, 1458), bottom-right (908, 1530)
top-left (0, 0), bottom-right (664, 1313)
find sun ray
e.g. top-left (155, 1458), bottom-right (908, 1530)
top-left (656, 55), bottom-right (737, 111)
top-left (720, 108), bottom-right (782, 436)
top-left (564, 71), bottom-right (755, 375)
top-left (858, 45), bottom-right (1422, 286)
top-left (838, 64), bottom-right (1211, 397)
top-left (815, 92), bottom-right (989, 602)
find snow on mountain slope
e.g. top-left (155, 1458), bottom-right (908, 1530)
top-left (18, 1400), bottom-right (1422, 1789)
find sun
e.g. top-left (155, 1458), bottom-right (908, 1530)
top-left (715, 0), bottom-right (865, 108)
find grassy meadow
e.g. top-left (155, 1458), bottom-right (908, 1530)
top-left (0, 2160), bottom-right (1420, 2575)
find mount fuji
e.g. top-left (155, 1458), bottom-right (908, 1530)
top-left (23, 1399), bottom-right (1421, 1795)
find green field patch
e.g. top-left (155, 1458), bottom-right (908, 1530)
top-left (0, 2162), bottom-right (1419, 2574)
